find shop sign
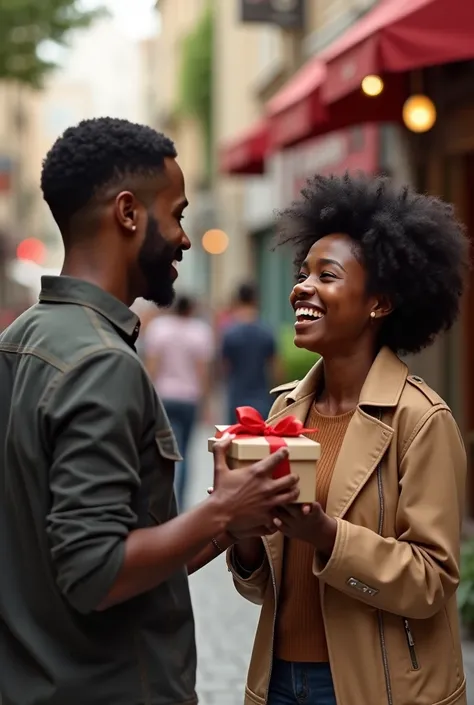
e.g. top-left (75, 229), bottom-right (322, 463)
top-left (240, 0), bottom-right (305, 29)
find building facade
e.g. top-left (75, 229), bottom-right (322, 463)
top-left (217, 0), bottom-right (474, 515)
top-left (153, 0), bottom-right (214, 299)
top-left (0, 81), bottom-right (45, 317)
top-left (217, 1), bottom-right (410, 327)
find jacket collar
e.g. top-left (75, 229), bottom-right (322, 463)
top-left (268, 346), bottom-right (407, 520)
top-left (284, 346), bottom-right (408, 410)
top-left (39, 275), bottom-right (141, 344)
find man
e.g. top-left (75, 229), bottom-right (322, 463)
top-left (221, 281), bottom-right (280, 424)
top-left (0, 118), bottom-right (299, 705)
top-left (145, 294), bottom-right (214, 510)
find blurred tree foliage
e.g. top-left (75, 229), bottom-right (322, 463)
top-left (178, 3), bottom-right (213, 183)
top-left (0, 0), bottom-right (105, 87)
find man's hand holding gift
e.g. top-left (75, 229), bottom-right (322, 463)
top-left (207, 406), bottom-right (322, 544)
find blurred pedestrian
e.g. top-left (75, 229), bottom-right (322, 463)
top-left (228, 174), bottom-right (468, 705)
top-left (144, 293), bottom-right (214, 509)
top-left (221, 281), bottom-right (280, 424)
top-left (131, 297), bottom-right (159, 361)
top-left (0, 117), bottom-right (299, 705)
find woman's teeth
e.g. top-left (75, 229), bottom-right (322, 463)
top-left (295, 307), bottom-right (324, 320)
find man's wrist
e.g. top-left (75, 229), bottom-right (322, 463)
top-left (211, 531), bottom-right (237, 555)
top-left (206, 493), bottom-right (233, 535)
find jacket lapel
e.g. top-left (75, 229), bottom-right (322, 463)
top-left (268, 348), bottom-right (408, 519)
top-left (325, 408), bottom-right (393, 518)
top-left (267, 359), bottom-right (324, 427)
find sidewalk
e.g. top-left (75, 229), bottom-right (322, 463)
top-left (186, 422), bottom-right (258, 705)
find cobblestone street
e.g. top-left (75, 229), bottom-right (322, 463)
top-left (186, 423), bottom-right (258, 705)
top-left (191, 550), bottom-right (258, 705)
top-left (187, 422), bottom-right (474, 705)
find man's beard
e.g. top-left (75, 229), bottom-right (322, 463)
top-left (137, 214), bottom-right (181, 308)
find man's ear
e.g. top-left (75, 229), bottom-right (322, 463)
top-left (115, 191), bottom-right (138, 233)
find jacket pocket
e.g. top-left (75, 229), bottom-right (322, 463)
top-left (385, 607), bottom-right (462, 705)
top-left (148, 430), bottom-right (182, 525)
top-left (433, 677), bottom-right (466, 705)
top-left (155, 429), bottom-right (183, 462)
top-left (403, 618), bottom-right (420, 670)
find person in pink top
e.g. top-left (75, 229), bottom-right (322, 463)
top-left (144, 294), bottom-right (214, 509)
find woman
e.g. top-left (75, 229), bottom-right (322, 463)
top-left (226, 174), bottom-right (469, 705)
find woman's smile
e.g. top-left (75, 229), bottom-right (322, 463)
top-left (294, 303), bottom-right (325, 330)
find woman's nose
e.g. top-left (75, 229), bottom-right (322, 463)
top-left (293, 279), bottom-right (316, 297)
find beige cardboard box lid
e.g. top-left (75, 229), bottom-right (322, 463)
top-left (208, 425), bottom-right (320, 462)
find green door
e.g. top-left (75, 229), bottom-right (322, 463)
top-left (253, 229), bottom-right (294, 328)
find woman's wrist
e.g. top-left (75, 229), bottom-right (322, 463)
top-left (233, 538), bottom-right (265, 574)
top-left (310, 516), bottom-right (337, 560)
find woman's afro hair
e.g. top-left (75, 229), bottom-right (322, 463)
top-left (276, 172), bottom-right (469, 355)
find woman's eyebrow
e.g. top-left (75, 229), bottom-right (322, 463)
top-left (319, 257), bottom-right (346, 273)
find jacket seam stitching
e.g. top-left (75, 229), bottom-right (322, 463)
top-left (400, 405), bottom-right (450, 460)
top-left (244, 686), bottom-right (265, 704)
top-left (0, 342), bottom-right (67, 372)
top-left (443, 604), bottom-right (462, 685)
top-left (38, 345), bottom-right (139, 412)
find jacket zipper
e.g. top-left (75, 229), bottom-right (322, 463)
top-left (263, 536), bottom-right (278, 702)
top-left (403, 618), bottom-right (420, 670)
top-left (376, 460), bottom-right (394, 705)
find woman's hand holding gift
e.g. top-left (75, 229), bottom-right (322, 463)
top-left (273, 502), bottom-right (337, 561)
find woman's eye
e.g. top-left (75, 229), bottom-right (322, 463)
top-left (296, 272), bottom-right (307, 283)
top-left (320, 271), bottom-right (336, 280)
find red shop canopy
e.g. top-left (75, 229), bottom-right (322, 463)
top-left (219, 119), bottom-right (269, 175)
top-left (266, 60), bottom-right (326, 149)
top-left (266, 0), bottom-right (474, 149)
top-left (322, 0), bottom-right (474, 104)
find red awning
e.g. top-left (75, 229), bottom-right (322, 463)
top-left (266, 60), bottom-right (326, 148)
top-left (266, 0), bottom-right (474, 149)
top-left (322, 0), bottom-right (474, 104)
top-left (219, 120), bottom-right (269, 175)
top-left (266, 56), bottom-right (404, 149)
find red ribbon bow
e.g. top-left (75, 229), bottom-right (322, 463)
top-left (216, 406), bottom-right (317, 479)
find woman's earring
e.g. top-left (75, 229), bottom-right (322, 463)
top-left (132, 225), bottom-right (137, 232)
top-left (370, 311), bottom-right (376, 319)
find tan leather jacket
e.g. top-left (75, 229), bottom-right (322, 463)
top-left (227, 348), bottom-right (467, 705)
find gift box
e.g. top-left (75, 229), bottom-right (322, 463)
top-left (208, 406), bottom-right (320, 504)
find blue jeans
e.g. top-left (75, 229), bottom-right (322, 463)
top-left (162, 399), bottom-right (197, 511)
top-left (268, 660), bottom-right (337, 705)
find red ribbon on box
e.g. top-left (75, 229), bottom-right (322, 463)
top-left (216, 406), bottom-right (318, 479)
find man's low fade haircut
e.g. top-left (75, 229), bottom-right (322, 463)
top-left (41, 117), bottom-right (177, 234)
